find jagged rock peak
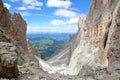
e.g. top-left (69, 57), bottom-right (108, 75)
top-left (0, 0), bottom-right (3, 8)
top-left (0, 0), bottom-right (33, 78)
top-left (0, 0), bottom-right (28, 55)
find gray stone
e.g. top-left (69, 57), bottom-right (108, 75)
top-left (0, 42), bottom-right (19, 79)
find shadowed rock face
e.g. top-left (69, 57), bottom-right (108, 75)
top-left (0, 0), bottom-right (30, 65)
top-left (0, 42), bottom-right (19, 79)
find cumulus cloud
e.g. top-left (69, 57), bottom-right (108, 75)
top-left (47, 0), bottom-right (71, 9)
top-left (67, 17), bottom-right (78, 24)
top-left (54, 9), bottom-right (78, 18)
top-left (17, 0), bottom-right (43, 10)
top-left (4, 3), bottom-right (11, 9)
top-left (23, 0), bottom-right (43, 6)
top-left (17, 7), bottom-right (27, 10)
top-left (50, 17), bottom-right (78, 26)
top-left (50, 19), bottom-right (67, 25)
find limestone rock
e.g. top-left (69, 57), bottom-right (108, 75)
top-left (0, 0), bottom-right (30, 65)
top-left (9, 13), bottom-right (28, 55)
top-left (0, 42), bottom-right (19, 79)
top-left (37, 0), bottom-right (120, 80)
top-left (0, 0), bottom-right (40, 79)
top-left (0, 3), bottom-right (28, 55)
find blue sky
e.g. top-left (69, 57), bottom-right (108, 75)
top-left (3, 0), bottom-right (91, 33)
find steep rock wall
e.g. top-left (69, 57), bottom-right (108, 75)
top-left (0, 1), bottom-right (28, 55)
top-left (0, 0), bottom-right (29, 78)
top-left (38, 0), bottom-right (120, 79)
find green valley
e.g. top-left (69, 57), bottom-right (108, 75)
top-left (27, 33), bottom-right (72, 60)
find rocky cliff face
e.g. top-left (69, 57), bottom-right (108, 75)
top-left (0, 0), bottom-right (31, 63)
top-left (0, 0), bottom-right (120, 80)
top-left (38, 0), bottom-right (120, 79)
top-left (0, 3), bottom-right (28, 55)
top-left (0, 0), bottom-right (30, 78)
top-left (0, 42), bottom-right (19, 78)
top-left (0, 0), bottom-right (50, 79)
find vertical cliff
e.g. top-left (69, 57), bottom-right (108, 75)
top-left (0, 4), bottom-right (28, 55)
top-left (0, 0), bottom-right (31, 63)
top-left (69, 0), bottom-right (120, 76)
top-left (38, 0), bottom-right (120, 79)
top-left (0, 0), bottom-right (30, 78)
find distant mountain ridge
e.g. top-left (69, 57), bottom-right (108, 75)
top-left (27, 34), bottom-right (66, 60)
top-left (27, 33), bottom-right (74, 41)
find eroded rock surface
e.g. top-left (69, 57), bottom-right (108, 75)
top-left (0, 0), bottom-right (32, 79)
top-left (0, 0), bottom-right (28, 55)
top-left (38, 0), bottom-right (120, 79)
top-left (0, 42), bottom-right (19, 79)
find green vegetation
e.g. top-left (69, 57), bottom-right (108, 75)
top-left (27, 33), bottom-right (72, 60)
top-left (29, 38), bottom-right (64, 60)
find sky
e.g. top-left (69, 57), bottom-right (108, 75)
top-left (3, 0), bottom-right (91, 33)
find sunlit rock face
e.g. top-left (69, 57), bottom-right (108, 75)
top-left (0, 2), bottom-right (28, 55)
top-left (0, 0), bottom-right (30, 65)
top-left (0, 0), bottom-right (29, 78)
top-left (38, 0), bottom-right (120, 78)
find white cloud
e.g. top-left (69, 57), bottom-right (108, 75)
top-left (4, 3), bottom-right (11, 9)
top-left (54, 9), bottom-right (78, 18)
top-left (36, 7), bottom-right (41, 10)
top-left (10, 0), bottom-right (19, 2)
top-left (50, 17), bottom-right (78, 26)
top-left (17, 7), bottom-right (27, 10)
top-left (23, 0), bottom-right (43, 6)
top-left (17, 0), bottom-right (43, 10)
top-left (17, 6), bottom-right (41, 10)
top-left (50, 19), bottom-right (67, 25)
top-left (27, 26), bottom-right (78, 33)
top-left (67, 17), bottom-right (78, 24)
top-left (19, 12), bottom-right (30, 16)
top-left (47, 0), bottom-right (71, 9)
